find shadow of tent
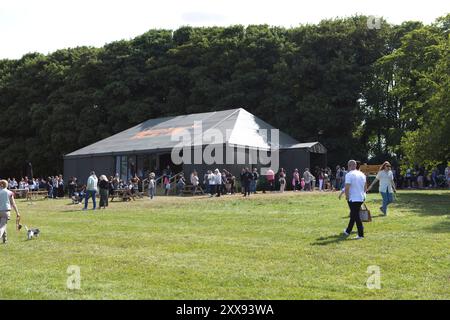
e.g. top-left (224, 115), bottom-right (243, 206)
top-left (424, 217), bottom-right (450, 233)
top-left (394, 191), bottom-right (450, 233)
top-left (395, 191), bottom-right (450, 217)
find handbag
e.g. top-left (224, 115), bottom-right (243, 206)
top-left (359, 203), bottom-right (372, 222)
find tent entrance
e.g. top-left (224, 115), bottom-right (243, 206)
top-left (116, 153), bottom-right (183, 181)
top-left (158, 153), bottom-right (183, 175)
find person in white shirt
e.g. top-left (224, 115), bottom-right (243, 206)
top-left (148, 172), bottom-right (156, 199)
top-left (208, 170), bottom-right (216, 197)
top-left (342, 160), bottom-right (367, 239)
top-left (190, 171), bottom-right (202, 195)
top-left (0, 180), bottom-right (20, 244)
top-left (214, 169), bottom-right (222, 197)
top-left (83, 171), bottom-right (98, 210)
top-left (8, 178), bottom-right (18, 190)
top-left (367, 161), bottom-right (396, 215)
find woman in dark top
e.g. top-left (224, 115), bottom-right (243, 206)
top-left (98, 175), bottom-right (110, 209)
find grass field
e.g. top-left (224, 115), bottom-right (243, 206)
top-left (1, 190), bottom-right (449, 300)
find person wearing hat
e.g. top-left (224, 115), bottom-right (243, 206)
top-left (83, 171), bottom-right (98, 210)
top-left (0, 180), bottom-right (20, 244)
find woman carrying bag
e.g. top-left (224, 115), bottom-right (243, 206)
top-left (367, 161), bottom-right (396, 216)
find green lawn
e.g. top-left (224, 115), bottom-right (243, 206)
top-left (1, 190), bottom-right (449, 299)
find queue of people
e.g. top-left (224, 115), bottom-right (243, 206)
top-left (399, 165), bottom-right (450, 189)
top-left (1, 161), bottom-right (448, 244)
top-left (2, 163), bottom-right (448, 205)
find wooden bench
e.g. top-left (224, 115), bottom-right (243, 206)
top-left (182, 184), bottom-right (204, 196)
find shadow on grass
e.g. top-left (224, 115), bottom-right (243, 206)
top-left (61, 208), bottom-right (94, 213)
top-left (424, 217), bottom-right (450, 234)
top-left (396, 191), bottom-right (450, 233)
top-left (395, 192), bottom-right (449, 216)
top-left (311, 234), bottom-right (349, 246)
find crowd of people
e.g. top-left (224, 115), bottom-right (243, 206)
top-left (397, 166), bottom-right (450, 189)
top-left (2, 163), bottom-right (449, 202)
top-left (5, 176), bottom-right (65, 198)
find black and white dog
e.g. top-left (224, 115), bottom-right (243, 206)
top-left (18, 224), bottom-right (40, 240)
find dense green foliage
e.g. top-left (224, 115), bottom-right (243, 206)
top-left (0, 15), bottom-right (448, 177)
top-left (2, 191), bottom-right (449, 299)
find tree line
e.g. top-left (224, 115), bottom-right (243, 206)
top-left (0, 14), bottom-right (448, 177)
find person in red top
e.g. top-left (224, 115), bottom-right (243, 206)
top-left (266, 168), bottom-right (275, 192)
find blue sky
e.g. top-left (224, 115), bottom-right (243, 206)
top-left (1, 0), bottom-right (448, 59)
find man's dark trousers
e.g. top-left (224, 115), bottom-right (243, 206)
top-left (346, 201), bottom-right (364, 237)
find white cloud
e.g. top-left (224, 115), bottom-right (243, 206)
top-left (0, 0), bottom-right (448, 59)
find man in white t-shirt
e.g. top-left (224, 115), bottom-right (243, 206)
top-left (343, 160), bottom-right (367, 239)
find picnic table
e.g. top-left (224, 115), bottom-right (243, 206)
top-left (27, 190), bottom-right (49, 201)
top-left (109, 189), bottom-right (136, 202)
top-left (12, 189), bottom-right (29, 199)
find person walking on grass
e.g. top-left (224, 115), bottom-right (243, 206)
top-left (0, 180), bottom-right (20, 244)
top-left (367, 161), bottom-right (396, 216)
top-left (98, 175), bottom-right (109, 209)
top-left (342, 160), bottom-right (367, 240)
top-left (83, 171), bottom-right (98, 211)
